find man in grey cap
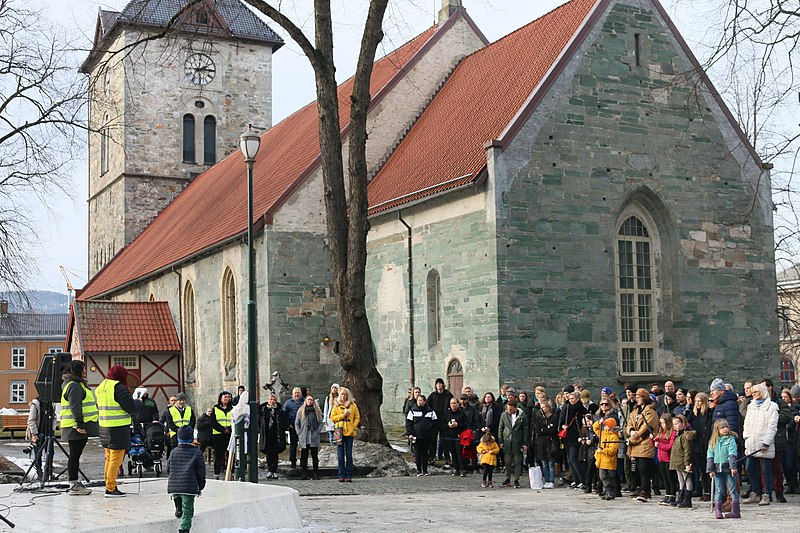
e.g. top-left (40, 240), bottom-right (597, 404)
top-left (168, 392), bottom-right (196, 449)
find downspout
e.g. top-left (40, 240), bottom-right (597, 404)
top-left (174, 268), bottom-right (184, 392)
top-left (397, 211), bottom-right (415, 387)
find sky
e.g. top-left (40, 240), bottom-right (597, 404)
top-left (28, 0), bottom-right (705, 293)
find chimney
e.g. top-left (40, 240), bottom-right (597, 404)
top-left (438, 0), bottom-right (462, 23)
top-left (0, 300), bottom-right (7, 315)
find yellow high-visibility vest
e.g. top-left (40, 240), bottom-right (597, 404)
top-left (95, 379), bottom-right (132, 428)
top-left (60, 381), bottom-right (99, 428)
top-left (168, 405), bottom-right (193, 438)
top-left (212, 406), bottom-right (231, 435)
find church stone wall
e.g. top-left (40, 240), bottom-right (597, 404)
top-left (492, 1), bottom-right (778, 393)
top-left (366, 189), bottom-right (499, 426)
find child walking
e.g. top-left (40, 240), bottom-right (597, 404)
top-left (706, 419), bottom-right (741, 519)
top-left (654, 413), bottom-right (677, 506)
top-left (593, 417), bottom-right (619, 500)
top-left (168, 426), bottom-right (207, 533)
top-left (669, 414), bottom-right (695, 508)
top-left (476, 433), bottom-right (500, 488)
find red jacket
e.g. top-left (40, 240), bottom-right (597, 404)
top-left (654, 429), bottom-right (676, 463)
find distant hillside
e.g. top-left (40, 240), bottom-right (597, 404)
top-left (0, 291), bottom-right (70, 314)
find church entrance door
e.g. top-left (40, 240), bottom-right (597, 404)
top-left (447, 359), bottom-right (463, 396)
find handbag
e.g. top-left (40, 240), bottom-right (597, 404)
top-left (332, 426), bottom-right (343, 446)
top-left (529, 465), bottom-right (544, 489)
top-left (557, 413), bottom-right (579, 439)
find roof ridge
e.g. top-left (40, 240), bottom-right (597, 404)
top-left (478, 0), bottom-right (589, 52)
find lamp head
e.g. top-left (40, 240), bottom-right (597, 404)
top-left (239, 124), bottom-right (261, 162)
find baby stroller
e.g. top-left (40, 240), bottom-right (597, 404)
top-left (127, 422), bottom-right (165, 476)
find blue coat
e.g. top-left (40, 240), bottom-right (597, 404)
top-left (167, 443), bottom-right (206, 495)
top-left (712, 390), bottom-right (741, 432)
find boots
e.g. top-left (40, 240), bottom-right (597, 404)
top-left (714, 499), bottom-right (724, 519)
top-left (676, 490), bottom-right (692, 509)
top-left (301, 468), bottom-right (308, 480)
top-left (724, 500), bottom-right (741, 519)
top-left (68, 481), bottom-right (92, 496)
top-left (669, 490), bottom-right (682, 507)
top-left (312, 469), bottom-right (320, 480)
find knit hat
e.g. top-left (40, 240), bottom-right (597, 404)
top-left (636, 388), bottom-right (650, 399)
top-left (175, 392), bottom-right (187, 401)
top-left (601, 387), bottom-right (612, 395)
top-left (603, 418), bottom-right (617, 429)
top-left (791, 385), bottom-right (800, 399)
top-left (506, 388), bottom-right (517, 397)
top-left (177, 425), bottom-right (193, 444)
top-left (435, 377), bottom-right (445, 386)
top-left (580, 390), bottom-right (591, 401)
top-left (710, 378), bottom-right (726, 392)
top-left (563, 385), bottom-right (575, 394)
top-left (626, 384), bottom-right (639, 394)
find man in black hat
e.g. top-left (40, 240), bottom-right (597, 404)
top-left (427, 378), bottom-right (453, 463)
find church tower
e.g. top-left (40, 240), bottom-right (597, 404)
top-left (81, 0), bottom-right (283, 276)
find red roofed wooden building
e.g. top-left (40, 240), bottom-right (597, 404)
top-left (66, 301), bottom-right (181, 405)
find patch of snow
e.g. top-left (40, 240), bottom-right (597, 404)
top-left (390, 444), bottom-right (408, 453)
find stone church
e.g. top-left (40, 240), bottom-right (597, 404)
top-left (70, 0), bottom-right (778, 423)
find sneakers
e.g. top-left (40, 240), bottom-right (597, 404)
top-left (501, 479), bottom-right (512, 487)
top-left (569, 482), bottom-right (578, 489)
top-left (776, 492), bottom-right (787, 503)
top-left (68, 481), bottom-right (91, 496)
top-left (487, 480), bottom-right (493, 488)
top-left (543, 482), bottom-right (554, 489)
top-left (460, 472), bottom-right (466, 478)
top-left (742, 493), bottom-right (760, 504)
top-left (417, 472), bottom-right (425, 477)
top-left (104, 488), bottom-right (126, 498)
top-left (513, 481), bottom-right (520, 489)
top-left (758, 494), bottom-right (770, 506)
top-left (481, 481), bottom-right (488, 488)
top-left (423, 472), bottom-right (430, 476)
top-left (575, 483), bottom-right (586, 490)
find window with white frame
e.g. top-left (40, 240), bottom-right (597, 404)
top-left (10, 381), bottom-right (26, 403)
top-left (112, 355), bottom-right (139, 369)
top-left (616, 215), bottom-right (657, 375)
top-left (11, 347), bottom-right (26, 369)
top-left (48, 347), bottom-right (63, 354)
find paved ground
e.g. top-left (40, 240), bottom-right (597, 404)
top-left (1, 437), bottom-right (799, 532)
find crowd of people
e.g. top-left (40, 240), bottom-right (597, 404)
top-left (403, 377), bottom-right (800, 519)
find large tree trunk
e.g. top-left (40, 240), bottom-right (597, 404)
top-left (246, 0), bottom-right (390, 444)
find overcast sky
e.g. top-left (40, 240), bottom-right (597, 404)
top-left (30, 0), bottom-right (704, 293)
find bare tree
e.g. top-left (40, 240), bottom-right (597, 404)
top-left (234, 0), bottom-right (391, 444)
top-left (0, 0), bottom-right (87, 298)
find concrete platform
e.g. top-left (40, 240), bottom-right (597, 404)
top-left (0, 479), bottom-right (302, 532)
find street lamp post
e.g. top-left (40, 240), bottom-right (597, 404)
top-left (240, 124), bottom-right (261, 483)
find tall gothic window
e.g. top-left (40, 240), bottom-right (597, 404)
top-left (427, 269), bottom-right (442, 347)
top-left (100, 113), bottom-right (110, 175)
top-left (221, 268), bottom-right (238, 380)
top-left (183, 281), bottom-right (197, 382)
top-left (183, 114), bottom-right (196, 163)
top-left (203, 115), bottom-right (216, 164)
top-left (616, 215), bottom-right (656, 374)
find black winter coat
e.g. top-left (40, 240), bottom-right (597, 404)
top-left (167, 443), bottom-right (206, 495)
top-left (686, 408), bottom-right (713, 457)
top-left (533, 410), bottom-right (559, 461)
top-left (441, 408), bottom-right (469, 439)
top-left (775, 398), bottom-right (791, 452)
top-left (405, 404), bottom-right (437, 440)
top-left (558, 402), bottom-right (587, 447)
top-left (712, 390), bottom-right (741, 432)
top-left (196, 413), bottom-right (213, 444)
top-left (427, 390), bottom-right (454, 428)
top-left (259, 403), bottom-right (286, 453)
top-left (481, 402), bottom-right (502, 437)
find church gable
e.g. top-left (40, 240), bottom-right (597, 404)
top-left (493, 0), bottom-right (776, 387)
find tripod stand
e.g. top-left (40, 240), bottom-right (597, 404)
top-left (19, 402), bottom-right (89, 490)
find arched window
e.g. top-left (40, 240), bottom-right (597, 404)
top-left (183, 114), bottom-right (196, 163)
top-left (100, 113), bottom-right (110, 175)
top-left (616, 214), bottom-right (657, 374)
top-left (427, 269), bottom-right (442, 347)
top-left (203, 115), bottom-right (216, 164)
top-left (183, 281), bottom-right (197, 382)
top-left (221, 267), bottom-right (238, 380)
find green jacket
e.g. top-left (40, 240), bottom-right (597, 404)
top-left (498, 410), bottom-right (529, 452)
top-left (669, 428), bottom-right (695, 471)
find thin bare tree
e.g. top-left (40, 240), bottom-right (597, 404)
top-left (0, 0), bottom-right (88, 301)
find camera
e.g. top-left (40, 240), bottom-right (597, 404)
top-left (22, 445), bottom-right (33, 455)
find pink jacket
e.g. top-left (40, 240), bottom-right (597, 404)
top-left (654, 429), bottom-right (676, 463)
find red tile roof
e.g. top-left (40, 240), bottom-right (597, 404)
top-left (79, 21), bottom-right (446, 300)
top-left (367, 0), bottom-right (599, 214)
top-left (71, 301), bottom-right (181, 354)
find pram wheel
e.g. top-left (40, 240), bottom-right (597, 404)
top-left (155, 463), bottom-right (162, 477)
top-left (136, 463), bottom-right (144, 475)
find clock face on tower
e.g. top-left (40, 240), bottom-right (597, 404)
top-left (185, 53), bottom-right (215, 85)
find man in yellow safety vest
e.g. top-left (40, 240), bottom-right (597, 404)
top-left (168, 392), bottom-right (195, 448)
top-left (96, 365), bottom-right (140, 497)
